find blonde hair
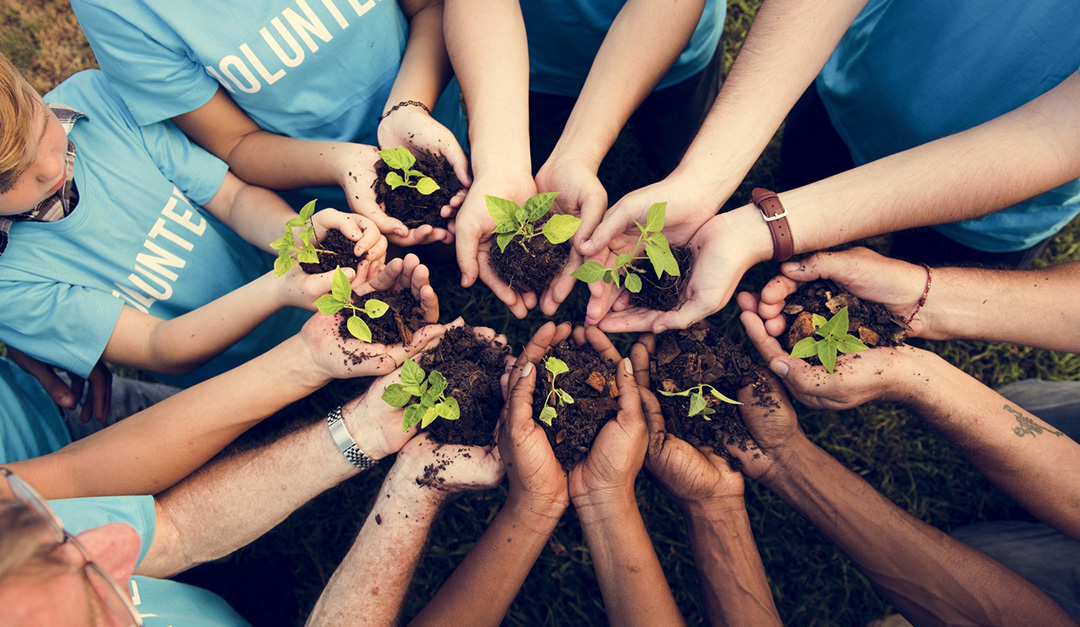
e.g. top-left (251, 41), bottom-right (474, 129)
top-left (0, 53), bottom-right (39, 194)
top-left (0, 502), bottom-right (64, 583)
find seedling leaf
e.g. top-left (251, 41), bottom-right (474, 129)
top-left (645, 202), bottom-right (666, 233)
top-left (688, 392), bottom-right (708, 417)
top-left (315, 294), bottom-right (344, 316)
top-left (816, 307), bottom-right (849, 339)
top-left (485, 195), bottom-right (519, 227)
top-left (615, 254), bottom-right (634, 267)
top-left (555, 389), bottom-right (575, 405)
top-left (545, 357), bottom-right (569, 377)
top-left (542, 214), bottom-right (582, 244)
top-left (496, 232), bottom-right (515, 253)
top-left (790, 336), bottom-right (819, 359)
top-left (385, 171), bottom-right (406, 190)
top-left (330, 267), bottom-right (352, 302)
top-left (835, 335), bottom-right (870, 354)
top-left (572, 261), bottom-right (607, 283)
top-left (523, 191), bottom-right (559, 223)
top-left (817, 341), bottom-right (838, 373)
top-left (427, 370), bottom-right (447, 398)
top-left (299, 199), bottom-right (317, 222)
top-left (403, 404), bottom-right (425, 430)
top-left (708, 387), bottom-right (742, 405)
top-left (400, 359), bottom-right (425, 388)
top-left (415, 177), bottom-right (440, 195)
top-left (347, 316), bottom-right (372, 342)
top-left (363, 298), bottom-right (390, 318)
top-left (274, 254), bottom-right (293, 277)
top-left (624, 272), bottom-right (642, 293)
top-left (378, 146), bottom-right (415, 171)
top-left (539, 405), bottom-right (557, 426)
top-left (420, 406), bottom-right (439, 429)
top-left (382, 384), bottom-right (413, 407)
top-left (438, 397), bottom-right (460, 420)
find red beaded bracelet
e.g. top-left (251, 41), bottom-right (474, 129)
top-left (905, 264), bottom-right (933, 325)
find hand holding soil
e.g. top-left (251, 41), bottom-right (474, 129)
top-left (501, 360), bottom-right (571, 511)
top-left (396, 433), bottom-right (504, 495)
top-left (373, 143), bottom-right (464, 246)
top-left (326, 142), bottom-right (411, 239)
top-left (376, 103), bottom-right (470, 200)
top-left (296, 209), bottom-right (387, 275)
top-left (721, 371), bottom-right (803, 483)
top-left (328, 253), bottom-right (439, 344)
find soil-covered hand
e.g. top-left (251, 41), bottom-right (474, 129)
top-left (594, 212), bottom-right (755, 333)
top-left (501, 361), bottom-right (571, 510)
top-left (352, 253), bottom-right (440, 324)
top-left (753, 247), bottom-right (931, 340)
top-left (328, 142), bottom-right (412, 240)
top-left (377, 104), bottom-right (470, 211)
top-left (8, 347), bottom-right (114, 425)
top-left (394, 433), bottom-right (505, 497)
top-left (722, 370), bottom-right (804, 483)
top-left (739, 292), bottom-right (926, 410)
top-left (534, 155), bottom-right (608, 317)
top-left (452, 175), bottom-right (539, 318)
top-left (310, 208), bottom-right (388, 267)
top-left (631, 338), bottom-right (745, 509)
top-left (568, 357), bottom-right (645, 508)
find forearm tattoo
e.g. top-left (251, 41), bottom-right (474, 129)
top-left (1005, 404), bottom-right (1064, 438)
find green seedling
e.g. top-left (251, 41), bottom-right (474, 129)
top-left (382, 358), bottom-right (461, 431)
top-left (571, 201), bottom-right (680, 293)
top-left (313, 267), bottom-right (389, 343)
top-left (789, 306), bottom-right (869, 373)
top-left (486, 192), bottom-right (582, 254)
top-left (271, 199), bottom-right (332, 277)
top-left (378, 145), bottom-right (440, 195)
top-left (659, 384), bottom-right (741, 420)
top-left (538, 356), bottom-right (575, 426)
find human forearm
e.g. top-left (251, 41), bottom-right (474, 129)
top-left (763, 437), bottom-right (1074, 626)
top-left (681, 501), bottom-right (780, 626)
top-left (577, 495), bottom-right (685, 627)
top-left (410, 491), bottom-right (565, 626)
top-left (549, 0), bottom-right (705, 169)
top-left (444, 0), bottom-right (531, 177)
top-left (7, 335), bottom-right (326, 500)
top-left (384, 1), bottom-right (451, 115)
top-left (307, 457), bottom-right (445, 627)
top-left (225, 133), bottom-right (376, 195)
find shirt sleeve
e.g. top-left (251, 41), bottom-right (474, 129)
top-left (50, 495), bottom-right (157, 566)
top-left (0, 279), bottom-right (125, 379)
top-left (70, 0), bottom-right (219, 125)
top-left (138, 119), bottom-right (230, 207)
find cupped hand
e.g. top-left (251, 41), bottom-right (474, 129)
top-left (723, 369), bottom-right (804, 483)
top-left (738, 291), bottom-right (924, 410)
top-left (500, 361), bottom-right (570, 510)
top-left (377, 104), bottom-right (471, 200)
top-left (311, 208), bottom-right (388, 267)
top-left (631, 338), bottom-right (744, 510)
top-left (754, 247), bottom-right (930, 339)
top-left (453, 175), bottom-right (539, 318)
top-left (329, 142), bottom-right (412, 239)
top-left (352, 253), bottom-right (440, 324)
top-left (534, 155), bottom-right (608, 316)
top-left (568, 357), bottom-right (645, 507)
top-left (395, 433), bottom-right (505, 496)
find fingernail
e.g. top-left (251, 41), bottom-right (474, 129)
top-left (654, 324), bottom-right (667, 334)
top-left (59, 394), bottom-right (73, 407)
top-left (622, 358), bottom-right (632, 374)
top-left (522, 362), bottom-right (534, 377)
top-left (770, 359), bottom-right (789, 378)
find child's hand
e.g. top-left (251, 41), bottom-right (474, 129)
top-left (310, 208), bottom-right (389, 268)
top-left (351, 253), bottom-right (439, 324)
top-left (377, 104), bottom-right (470, 214)
top-left (275, 264), bottom-right (359, 311)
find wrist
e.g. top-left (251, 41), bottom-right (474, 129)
top-left (678, 494), bottom-right (747, 522)
top-left (572, 486), bottom-right (638, 524)
top-left (283, 335), bottom-right (336, 390)
top-left (381, 460), bottom-right (447, 514)
top-left (754, 433), bottom-right (815, 491)
top-left (506, 490), bottom-right (568, 533)
top-left (340, 395), bottom-right (397, 461)
top-left (704, 204), bottom-right (775, 266)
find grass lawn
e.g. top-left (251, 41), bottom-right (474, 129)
top-left (5, 1), bottom-right (1080, 625)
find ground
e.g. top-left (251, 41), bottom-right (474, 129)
top-left (5, 1), bottom-right (1080, 625)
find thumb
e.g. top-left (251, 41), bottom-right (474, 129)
top-left (579, 204), bottom-right (632, 256)
top-left (455, 222), bottom-right (480, 287)
top-left (507, 362), bottom-right (538, 436)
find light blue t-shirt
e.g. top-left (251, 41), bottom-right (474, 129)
top-left (522, 0), bottom-right (725, 97)
top-left (0, 358), bottom-right (71, 463)
top-left (817, 0), bottom-right (1080, 252)
top-left (70, 0), bottom-right (466, 208)
top-left (0, 71), bottom-right (307, 387)
top-left (51, 495), bottom-right (251, 626)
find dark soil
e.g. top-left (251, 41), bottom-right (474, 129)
top-left (531, 340), bottom-right (619, 471)
top-left (782, 279), bottom-right (908, 366)
top-left (419, 325), bottom-right (509, 448)
top-left (630, 245), bottom-right (693, 311)
top-left (489, 216), bottom-right (572, 295)
top-left (336, 289), bottom-right (426, 345)
top-left (373, 150), bottom-right (462, 229)
top-left (299, 228), bottom-right (367, 274)
top-left (650, 322), bottom-right (764, 471)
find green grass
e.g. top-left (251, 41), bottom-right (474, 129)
top-left (7, 1), bottom-right (1080, 625)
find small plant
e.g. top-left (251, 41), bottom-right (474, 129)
top-left (382, 358), bottom-right (461, 430)
top-left (314, 267), bottom-right (389, 343)
top-left (538, 356), bottom-right (575, 426)
top-left (487, 192), bottom-right (582, 253)
top-left (789, 306), bottom-right (869, 373)
top-left (271, 199), bottom-right (332, 277)
top-left (378, 146), bottom-right (440, 195)
top-left (659, 384), bottom-right (741, 420)
top-left (571, 201), bottom-right (680, 293)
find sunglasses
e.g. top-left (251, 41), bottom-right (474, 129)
top-left (1, 468), bottom-right (142, 627)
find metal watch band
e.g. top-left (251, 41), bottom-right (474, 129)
top-left (751, 188), bottom-right (794, 263)
top-left (326, 405), bottom-right (378, 472)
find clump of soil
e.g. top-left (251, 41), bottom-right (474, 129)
top-left (630, 245), bottom-right (693, 311)
top-left (299, 228), bottom-right (367, 274)
top-left (336, 289), bottom-right (427, 344)
top-left (782, 279), bottom-right (908, 366)
top-left (531, 340), bottom-right (619, 471)
top-left (488, 217), bottom-right (571, 295)
top-left (373, 151), bottom-right (462, 229)
top-left (418, 325), bottom-right (509, 448)
top-left (650, 323), bottom-right (764, 471)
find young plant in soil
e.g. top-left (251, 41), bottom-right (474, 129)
top-left (487, 192), bottom-right (582, 295)
top-left (531, 340), bottom-right (619, 471)
top-left (538, 357), bottom-right (575, 426)
top-left (382, 358), bottom-right (461, 431)
top-left (416, 325), bottom-right (510, 448)
top-left (782, 278), bottom-right (908, 368)
top-left (572, 201), bottom-right (690, 310)
top-left (373, 146), bottom-right (462, 229)
top-left (788, 306), bottom-right (868, 373)
top-left (314, 267), bottom-right (389, 343)
top-left (650, 323), bottom-right (764, 471)
top-left (270, 199), bottom-right (368, 276)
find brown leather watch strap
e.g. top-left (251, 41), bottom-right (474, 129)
top-left (751, 188), bottom-right (794, 263)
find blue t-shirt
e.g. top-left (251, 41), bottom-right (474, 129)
top-left (70, 0), bottom-right (466, 207)
top-left (817, 0), bottom-right (1080, 252)
top-left (523, 0), bottom-right (725, 97)
top-left (0, 71), bottom-right (307, 387)
top-left (51, 495), bottom-right (250, 626)
top-left (0, 358), bottom-right (71, 463)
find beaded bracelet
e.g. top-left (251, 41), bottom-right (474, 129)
top-left (377, 100), bottom-right (431, 122)
top-left (905, 264), bottom-right (933, 325)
